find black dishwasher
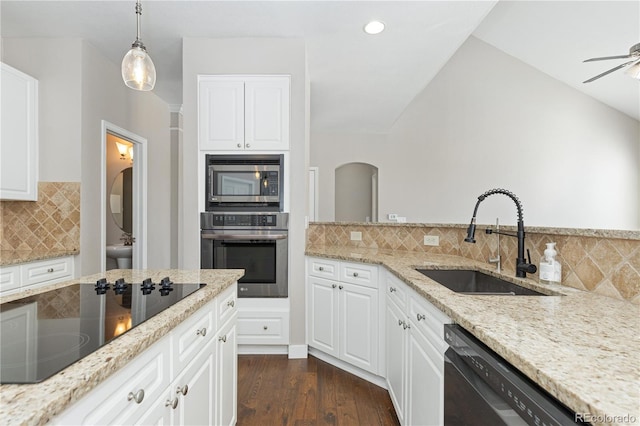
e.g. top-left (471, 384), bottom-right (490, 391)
top-left (443, 324), bottom-right (589, 426)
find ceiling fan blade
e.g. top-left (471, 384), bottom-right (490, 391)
top-left (583, 60), bottom-right (635, 83)
top-left (583, 54), bottom-right (632, 63)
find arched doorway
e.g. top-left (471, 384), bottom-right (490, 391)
top-left (335, 162), bottom-right (378, 222)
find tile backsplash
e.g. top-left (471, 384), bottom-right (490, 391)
top-left (0, 182), bottom-right (80, 252)
top-left (307, 223), bottom-right (640, 304)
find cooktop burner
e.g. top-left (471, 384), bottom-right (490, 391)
top-left (0, 278), bottom-right (205, 384)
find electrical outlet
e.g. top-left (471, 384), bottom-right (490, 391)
top-left (424, 235), bottom-right (440, 246)
top-left (397, 216), bottom-right (407, 223)
top-left (350, 231), bottom-right (362, 241)
top-left (387, 213), bottom-right (398, 220)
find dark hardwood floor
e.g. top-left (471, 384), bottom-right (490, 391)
top-left (237, 354), bottom-right (400, 426)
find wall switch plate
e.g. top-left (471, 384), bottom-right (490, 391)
top-left (387, 213), bottom-right (398, 220)
top-left (424, 235), bottom-right (440, 246)
top-left (350, 231), bottom-right (362, 241)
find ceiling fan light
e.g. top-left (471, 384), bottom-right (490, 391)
top-left (122, 43), bottom-right (156, 91)
top-left (624, 60), bottom-right (640, 80)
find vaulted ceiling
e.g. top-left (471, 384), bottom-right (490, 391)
top-left (2, 1), bottom-right (638, 133)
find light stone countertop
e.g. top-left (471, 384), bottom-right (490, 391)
top-left (0, 249), bottom-right (79, 266)
top-left (306, 245), bottom-right (640, 426)
top-left (0, 269), bottom-right (244, 426)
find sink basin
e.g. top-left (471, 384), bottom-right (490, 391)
top-left (416, 269), bottom-right (547, 296)
top-left (106, 244), bottom-right (133, 269)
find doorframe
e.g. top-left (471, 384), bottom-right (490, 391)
top-left (101, 120), bottom-right (148, 272)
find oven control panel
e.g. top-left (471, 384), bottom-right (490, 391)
top-left (211, 214), bottom-right (276, 227)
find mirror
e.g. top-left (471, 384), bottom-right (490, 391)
top-left (109, 167), bottom-right (132, 234)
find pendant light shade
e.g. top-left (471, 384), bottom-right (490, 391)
top-left (122, 1), bottom-right (156, 91)
top-left (625, 60), bottom-right (640, 80)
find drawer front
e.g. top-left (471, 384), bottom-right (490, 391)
top-left (53, 339), bottom-right (170, 425)
top-left (21, 256), bottom-right (73, 287)
top-left (340, 262), bottom-right (378, 288)
top-left (237, 311), bottom-right (289, 344)
top-left (385, 271), bottom-right (408, 309)
top-left (307, 257), bottom-right (340, 280)
top-left (218, 283), bottom-right (238, 327)
top-left (172, 299), bottom-right (215, 375)
top-left (0, 265), bottom-right (20, 294)
top-left (408, 290), bottom-right (450, 353)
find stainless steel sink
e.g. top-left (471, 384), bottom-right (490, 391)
top-left (415, 269), bottom-right (547, 296)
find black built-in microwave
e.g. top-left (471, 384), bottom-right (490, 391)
top-left (205, 154), bottom-right (284, 211)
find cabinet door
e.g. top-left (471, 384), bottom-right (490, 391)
top-left (385, 299), bottom-right (407, 425)
top-left (339, 282), bottom-right (378, 373)
top-left (172, 339), bottom-right (216, 426)
top-left (216, 318), bottom-right (238, 426)
top-left (0, 63), bottom-right (38, 201)
top-left (407, 327), bottom-right (444, 426)
top-left (306, 276), bottom-right (339, 357)
top-left (199, 79), bottom-right (245, 150)
top-left (244, 77), bottom-right (290, 150)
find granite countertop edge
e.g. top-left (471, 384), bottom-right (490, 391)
top-left (306, 245), bottom-right (640, 426)
top-left (0, 269), bottom-right (244, 426)
top-left (0, 249), bottom-right (80, 266)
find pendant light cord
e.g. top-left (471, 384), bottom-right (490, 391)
top-left (135, 1), bottom-right (142, 43)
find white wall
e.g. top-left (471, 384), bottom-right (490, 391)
top-left (3, 38), bottom-right (174, 275)
top-left (311, 36), bottom-right (640, 230)
top-left (181, 37), bottom-right (308, 346)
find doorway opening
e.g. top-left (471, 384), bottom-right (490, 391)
top-left (101, 121), bottom-right (148, 272)
top-left (334, 162), bottom-right (379, 222)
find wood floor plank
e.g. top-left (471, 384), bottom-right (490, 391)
top-left (238, 354), bottom-right (399, 426)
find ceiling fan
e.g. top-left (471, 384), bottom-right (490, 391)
top-left (582, 42), bottom-right (640, 83)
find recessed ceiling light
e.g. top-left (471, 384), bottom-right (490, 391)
top-left (364, 20), bottom-right (385, 35)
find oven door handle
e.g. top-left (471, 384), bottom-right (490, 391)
top-left (201, 234), bottom-right (287, 241)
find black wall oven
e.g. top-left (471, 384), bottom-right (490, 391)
top-left (201, 212), bottom-right (288, 297)
top-left (205, 154), bottom-right (283, 212)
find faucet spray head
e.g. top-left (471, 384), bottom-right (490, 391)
top-left (464, 218), bottom-right (477, 243)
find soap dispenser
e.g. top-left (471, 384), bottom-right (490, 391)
top-left (539, 242), bottom-right (562, 284)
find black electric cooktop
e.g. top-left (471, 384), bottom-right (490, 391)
top-left (0, 278), bottom-right (205, 384)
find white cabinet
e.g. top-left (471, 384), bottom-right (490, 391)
top-left (1, 62), bottom-right (38, 201)
top-left (0, 256), bottom-right (74, 296)
top-left (384, 270), bottom-right (450, 426)
top-left (199, 76), bottom-right (290, 151)
top-left (306, 257), bottom-right (380, 375)
top-left (53, 283), bottom-right (238, 426)
top-left (237, 298), bottom-right (290, 346)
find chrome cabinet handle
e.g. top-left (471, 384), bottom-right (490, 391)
top-left (246, 143), bottom-right (251, 148)
top-left (263, 325), bottom-right (268, 330)
top-left (318, 266), bottom-right (324, 271)
top-left (47, 268), bottom-right (54, 273)
top-left (338, 285), bottom-right (343, 290)
top-left (416, 313), bottom-right (426, 322)
top-left (196, 328), bottom-right (207, 337)
top-left (389, 287), bottom-right (396, 293)
top-left (398, 319), bottom-right (403, 327)
top-left (237, 143), bottom-right (242, 148)
top-left (227, 300), bottom-right (235, 308)
top-left (127, 389), bottom-right (145, 404)
top-left (165, 397), bottom-right (179, 409)
top-left (332, 284), bottom-right (337, 288)
top-left (403, 322), bottom-right (410, 330)
top-left (176, 385), bottom-right (189, 396)
top-left (352, 272), bottom-right (359, 277)
top-left (219, 335), bottom-right (227, 343)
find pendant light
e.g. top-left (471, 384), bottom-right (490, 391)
top-left (121, 0), bottom-right (156, 91)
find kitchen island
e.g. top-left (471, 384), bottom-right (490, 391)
top-left (306, 245), bottom-right (640, 426)
top-left (0, 269), bottom-right (243, 426)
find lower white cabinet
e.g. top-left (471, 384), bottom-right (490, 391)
top-left (384, 270), bottom-right (450, 426)
top-left (306, 257), bottom-right (380, 375)
top-left (237, 298), bottom-right (290, 346)
top-left (53, 283), bottom-right (238, 426)
top-left (0, 256), bottom-right (74, 296)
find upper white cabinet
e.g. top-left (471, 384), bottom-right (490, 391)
top-left (1, 62), bottom-right (38, 201)
top-left (198, 76), bottom-right (290, 151)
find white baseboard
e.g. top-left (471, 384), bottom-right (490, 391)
top-left (288, 344), bottom-right (308, 359)
top-left (238, 345), bottom-right (288, 355)
top-left (308, 347), bottom-right (388, 389)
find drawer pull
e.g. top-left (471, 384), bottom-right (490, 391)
top-left (196, 328), bottom-right (207, 337)
top-left (403, 321), bottom-right (410, 330)
top-left (127, 389), bottom-right (145, 404)
top-left (416, 313), bottom-right (426, 322)
top-left (398, 319), bottom-right (403, 327)
top-left (318, 266), bottom-right (324, 271)
top-left (227, 300), bottom-right (235, 308)
top-left (332, 284), bottom-right (337, 289)
top-left (176, 385), bottom-right (189, 396)
top-left (263, 326), bottom-right (268, 330)
top-left (246, 143), bottom-right (251, 148)
top-left (47, 268), bottom-right (54, 273)
top-left (352, 272), bottom-right (359, 277)
top-left (338, 285), bottom-right (343, 290)
top-left (237, 143), bottom-right (242, 148)
top-left (165, 397), bottom-right (179, 409)
top-left (219, 335), bottom-right (227, 343)
top-left (389, 287), bottom-right (396, 293)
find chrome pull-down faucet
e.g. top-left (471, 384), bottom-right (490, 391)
top-left (464, 189), bottom-right (537, 278)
